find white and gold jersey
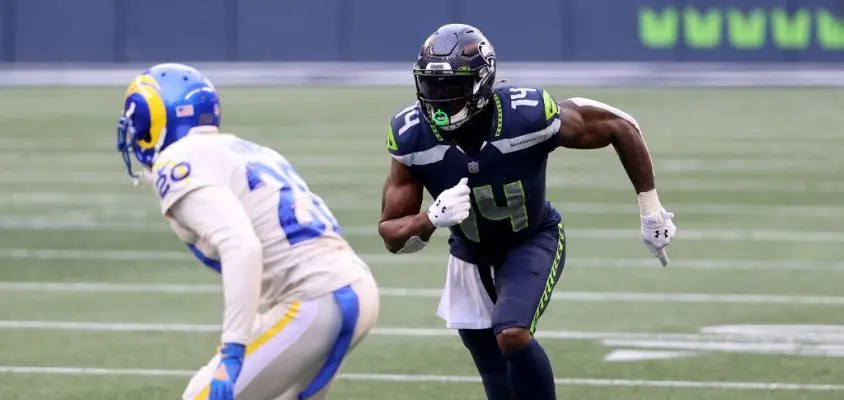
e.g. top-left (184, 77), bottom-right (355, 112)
top-left (150, 127), bottom-right (370, 343)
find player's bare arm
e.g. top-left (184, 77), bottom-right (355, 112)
top-left (556, 97), bottom-right (677, 266)
top-left (556, 98), bottom-right (655, 193)
top-left (378, 158), bottom-right (435, 253)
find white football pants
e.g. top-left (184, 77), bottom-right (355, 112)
top-left (182, 274), bottom-right (379, 400)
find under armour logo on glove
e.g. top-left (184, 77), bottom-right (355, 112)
top-left (427, 178), bottom-right (471, 229)
top-left (640, 208), bottom-right (677, 267)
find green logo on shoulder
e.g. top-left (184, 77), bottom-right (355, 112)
top-left (386, 124), bottom-right (398, 151)
top-left (541, 90), bottom-right (559, 121)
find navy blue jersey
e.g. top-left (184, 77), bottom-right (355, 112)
top-left (386, 86), bottom-right (563, 264)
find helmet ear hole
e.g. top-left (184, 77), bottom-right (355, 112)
top-left (135, 128), bottom-right (152, 145)
top-left (198, 113), bottom-right (215, 125)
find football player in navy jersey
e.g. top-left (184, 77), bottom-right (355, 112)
top-left (377, 24), bottom-right (677, 400)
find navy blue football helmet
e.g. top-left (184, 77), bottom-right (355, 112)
top-left (414, 23), bottom-right (497, 131)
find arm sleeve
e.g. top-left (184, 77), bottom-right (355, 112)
top-left (169, 185), bottom-right (262, 345)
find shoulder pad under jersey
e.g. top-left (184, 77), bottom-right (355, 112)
top-left (490, 86), bottom-right (562, 153)
top-left (385, 103), bottom-right (449, 168)
top-left (152, 137), bottom-right (225, 214)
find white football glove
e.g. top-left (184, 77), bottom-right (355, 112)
top-left (640, 208), bottom-right (677, 267)
top-left (427, 177), bottom-right (471, 228)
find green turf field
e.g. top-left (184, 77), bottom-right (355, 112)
top-left (0, 86), bottom-right (843, 399)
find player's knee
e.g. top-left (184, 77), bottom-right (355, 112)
top-left (495, 327), bottom-right (531, 355)
top-left (459, 329), bottom-right (496, 353)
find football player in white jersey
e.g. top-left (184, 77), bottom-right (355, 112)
top-left (115, 63), bottom-right (380, 400)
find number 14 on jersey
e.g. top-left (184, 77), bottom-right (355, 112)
top-left (459, 180), bottom-right (529, 243)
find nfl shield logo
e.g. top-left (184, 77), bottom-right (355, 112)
top-left (468, 161), bottom-right (480, 174)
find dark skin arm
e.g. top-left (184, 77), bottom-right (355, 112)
top-left (377, 98), bottom-right (653, 252)
top-left (378, 159), bottom-right (437, 253)
top-left (557, 99), bottom-right (655, 194)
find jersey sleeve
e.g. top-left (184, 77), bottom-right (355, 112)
top-left (497, 87), bottom-right (562, 153)
top-left (169, 185), bottom-right (262, 345)
top-left (385, 103), bottom-right (424, 167)
top-left (152, 140), bottom-right (225, 214)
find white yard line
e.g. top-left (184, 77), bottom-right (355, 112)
top-left (6, 197), bottom-right (844, 218)
top-left (1, 321), bottom-right (844, 344)
top-left (2, 248), bottom-right (844, 271)
top-left (0, 365), bottom-right (841, 391)
top-left (344, 375), bottom-right (844, 391)
top-left (0, 248), bottom-right (192, 261)
top-left (545, 176), bottom-right (844, 193)
top-left (0, 366), bottom-right (194, 377)
top-left (4, 175), bottom-right (844, 193)
top-left (559, 202), bottom-right (844, 218)
top-left (374, 327), bottom-right (844, 344)
top-left (0, 138), bottom-right (373, 152)
top-left (600, 339), bottom-right (844, 358)
top-left (0, 137), bottom-right (834, 155)
top-left (375, 288), bottom-right (844, 305)
top-left (2, 219), bottom-right (844, 243)
top-left (0, 282), bottom-right (221, 293)
top-left (0, 193), bottom-right (144, 206)
top-left (558, 258), bottom-right (844, 271)
top-left (4, 154), bottom-right (844, 170)
top-left (0, 219), bottom-right (167, 232)
top-left (0, 154), bottom-right (384, 168)
top-left (0, 320), bottom-right (220, 332)
top-left (1, 282), bottom-right (842, 305)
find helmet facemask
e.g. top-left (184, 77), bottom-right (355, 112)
top-left (414, 63), bottom-right (494, 131)
top-left (116, 101), bottom-right (158, 185)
